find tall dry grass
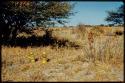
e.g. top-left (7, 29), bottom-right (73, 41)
top-left (1, 26), bottom-right (124, 82)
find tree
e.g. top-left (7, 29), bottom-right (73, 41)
top-left (105, 5), bottom-right (124, 25)
top-left (0, 1), bottom-right (74, 39)
top-left (33, 1), bottom-right (74, 27)
top-left (0, 1), bottom-right (34, 39)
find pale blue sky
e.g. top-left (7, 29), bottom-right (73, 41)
top-left (66, 1), bottom-right (123, 26)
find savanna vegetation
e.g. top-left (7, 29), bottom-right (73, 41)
top-left (0, 1), bottom-right (124, 82)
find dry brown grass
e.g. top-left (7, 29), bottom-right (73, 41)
top-left (2, 26), bottom-right (124, 82)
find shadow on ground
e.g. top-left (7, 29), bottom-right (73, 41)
top-left (1, 31), bottom-right (81, 49)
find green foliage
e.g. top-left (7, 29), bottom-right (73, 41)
top-left (0, 1), bottom-right (33, 39)
top-left (34, 1), bottom-right (74, 27)
top-left (105, 5), bottom-right (124, 25)
top-left (0, 1), bottom-right (74, 39)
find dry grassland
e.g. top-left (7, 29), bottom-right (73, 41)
top-left (2, 26), bottom-right (124, 82)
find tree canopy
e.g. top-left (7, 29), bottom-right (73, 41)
top-left (34, 1), bottom-right (74, 27)
top-left (0, 1), bottom-right (74, 39)
top-left (105, 5), bottom-right (124, 25)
